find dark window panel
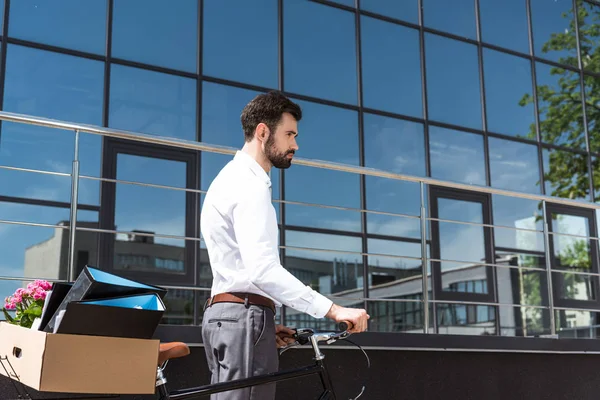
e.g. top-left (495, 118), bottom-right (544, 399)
top-left (429, 126), bottom-right (486, 186)
top-left (535, 62), bottom-right (586, 149)
top-left (360, 0), bottom-right (419, 24)
top-left (108, 64), bottom-right (197, 141)
top-left (542, 147), bottom-right (590, 201)
top-left (360, 16), bottom-right (422, 117)
top-left (479, 0), bottom-right (529, 54)
top-left (423, 0), bottom-right (476, 39)
top-left (425, 34), bottom-right (482, 130)
top-left (284, 1), bottom-right (357, 104)
top-left (363, 113), bottom-right (426, 176)
top-left (530, 0), bottom-right (577, 65)
top-left (112, 0), bottom-right (198, 72)
top-left (9, 0), bottom-right (106, 54)
top-left (488, 137), bottom-right (542, 194)
top-left (578, 1), bottom-right (600, 75)
top-left (484, 49), bottom-right (535, 138)
top-left (203, 0), bottom-right (277, 88)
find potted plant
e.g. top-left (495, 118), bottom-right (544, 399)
top-left (2, 280), bottom-right (53, 328)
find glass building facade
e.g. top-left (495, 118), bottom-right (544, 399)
top-left (1, 0), bottom-right (600, 341)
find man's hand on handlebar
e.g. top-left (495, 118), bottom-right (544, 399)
top-left (275, 324), bottom-right (296, 349)
top-left (325, 304), bottom-right (370, 333)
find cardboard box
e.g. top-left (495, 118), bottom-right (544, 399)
top-left (0, 322), bottom-right (159, 394)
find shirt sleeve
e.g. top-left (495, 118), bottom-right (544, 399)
top-left (232, 185), bottom-right (333, 318)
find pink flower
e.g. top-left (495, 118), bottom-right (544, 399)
top-left (3, 296), bottom-right (15, 311)
top-left (32, 287), bottom-right (47, 301)
top-left (38, 280), bottom-right (52, 291)
top-left (11, 288), bottom-right (27, 304)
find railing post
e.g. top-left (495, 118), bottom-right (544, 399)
top-left (420, 182), bottom-right (430, 333)
top-left (542, 200), bottom-right (556, 336)
top-left (67, 129), bottom-right (80, 282)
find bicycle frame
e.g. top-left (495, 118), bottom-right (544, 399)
top-left (156, 329), bottom-right (346, 400)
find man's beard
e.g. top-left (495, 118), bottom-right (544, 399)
top-left (265, 135), bottom-right (294, 169)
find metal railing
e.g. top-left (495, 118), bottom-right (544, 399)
top-left (2, 110), bottom-right (600, 337)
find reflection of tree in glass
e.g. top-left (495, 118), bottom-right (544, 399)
top-left (519, 1), bottom-right (599, 200)
top-left (519, 255), bottom-right (544, 334)
top-left (557, 239), bottom-right (592, 300)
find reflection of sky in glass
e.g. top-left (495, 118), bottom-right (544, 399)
top-left (360, 0), bottom-right (418, 24)
top-left (361, 16), bottom-right (421, 117)
top-left (479, 0), bottom-right (529, 54)
top-left (112, 0), bottom-right (197, 72)
top-left (489, 137), bottom-right (541, 194)
top-left (425, 33), bottom-right (482, 130)
top-left (284, 1), bottom-right (357, 104)
top-left (203, 0), bottom-right (277, 88)
top-left (9, 0), bottom-right (106, 54)
top-left (423, 0), bottom-right (476, 39)
top-left (484, 49), bottom-right (535, 138)
top-left (429, 126), bottom-right (485, 186)
top-left (363, 113), bottom-right (425, 175)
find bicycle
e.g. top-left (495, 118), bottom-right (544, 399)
top-left (154, 321), bottom-right (369, 400)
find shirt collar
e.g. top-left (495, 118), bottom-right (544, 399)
top-left (234, 151), bottom-right (272, 188)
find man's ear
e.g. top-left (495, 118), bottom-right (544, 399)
top-left (256, 123), bottom-right (269, 143)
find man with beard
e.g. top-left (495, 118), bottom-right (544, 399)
top-left (200, 91), bottom-right (370, 400)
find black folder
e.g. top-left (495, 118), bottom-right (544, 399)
top-left (54, 293), bottom-right (165, 339)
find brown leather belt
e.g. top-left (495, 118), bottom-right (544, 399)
top-left (205, 292), bottom-right (276, 314)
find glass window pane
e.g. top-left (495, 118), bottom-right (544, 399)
top-left (367, 300), bottom-right (423, 333)
top-left (285, 166), bottom-right (360, 211)
top-left (109, 64), bottom-right (197, 140)
top-left (284, 231), bottom-right (363, 296)
top-left (479, 0), bottom-right (529, 54)
top-left (201, 82), bottom-right (261, 147)
top-left (484, 49), bottom-right (535, 138)
top-left (2, 45), bottom-right (103, 194)
top-left (489, 137), bottom-right (541, 194)
top-left (579, 2), bottom-right (600, 74)
top-left (363, 113), bottom-right (426, 176)
top-left (328, 0), bottom-right (354, 7)
top-left (492, 194), bottom-right (545, 250)
top-left (360, 0), bottom-right (418, 24)
top-left (112, 0), bottom-right (197, 72)
top-left (366, 179), bottom-right (421, 216)
top-left (0, 168), bottom-right (72, 205)
top-left (9, 0), bottom-right (106, 54)
top-left (203, 0), bottom-right (277, 88)
top-left (284, 99), bottom-right (360, 230)
top-left (585, 73), bottom-right (600, 154)
top-left (429, 126), bottom-right (486, 186)
top-left (553, 272), bottom-right (596, 301)
top-left (542, 147), bottom-right (590, 201)
top-left (117, 154), bottom-right (187, 189)
top-left (3, 45), bottom-right (103, 125)
top-left (425, 34), bottom-right (482, 130)
top-left (284, 1), bottom-right (357, 104)
top-left (535, 62), bottom-right (586, 149)
top-left (360, 16), bottom-right (421, 117)
top-left (423, 0), bottom-right (476, 39)
top-left (556, 309), bottom-right (600, 338)
top-left (530, 0), bottom-right (576, 65)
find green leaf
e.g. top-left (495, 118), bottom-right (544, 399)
top-left (2, 307), bottom-right (15, 324)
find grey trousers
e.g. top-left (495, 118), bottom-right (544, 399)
top-left (202, 301), bottom-right (278, 400)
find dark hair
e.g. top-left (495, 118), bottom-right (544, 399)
top-left (240, 91), bottom-right (302, 142)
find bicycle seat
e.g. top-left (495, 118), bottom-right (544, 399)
top-left (158, 342), bottom-right (190, 366)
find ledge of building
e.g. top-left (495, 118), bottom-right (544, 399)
top-left (154, 324), bottom-right (600, 354)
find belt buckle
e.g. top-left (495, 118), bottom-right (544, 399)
top-left (243, 294), bottom-right (249, 309)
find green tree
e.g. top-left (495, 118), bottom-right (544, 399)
top-left (519, 1), bottom-right (600, 200)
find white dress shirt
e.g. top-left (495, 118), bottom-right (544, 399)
top-left (200, 151), bottom-right (333, 318)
